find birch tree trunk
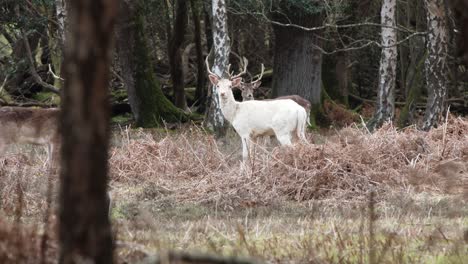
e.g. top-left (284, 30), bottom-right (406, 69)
top-left (367, 0), bottom-right (397, 131)
top-left (205, 0), bottom-right (229, 136)
top-left (422, 0), bottom-right (449, 130)
top-left (51, 0), bottom-right (67, 89)
top-left (55, 0), bottom-right (67, 47)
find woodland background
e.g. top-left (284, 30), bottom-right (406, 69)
top-left (0, 0), bottom-right (466, 130)
top-left (0, 0), bottom-right (467, 264)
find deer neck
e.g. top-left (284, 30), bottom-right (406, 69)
top-left (218, 93), bottom-right (239, 122)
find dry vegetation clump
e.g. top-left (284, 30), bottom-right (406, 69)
top-left (0, 218), bottom-right (57, 264)
top-left (109, 116), bottom-right (468, 208)
top-left (323, 100), bottom-right (359, 127)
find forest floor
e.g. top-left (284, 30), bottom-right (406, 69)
top-left (0, 116), bottom-right (467, 263)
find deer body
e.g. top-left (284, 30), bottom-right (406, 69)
top-left (209, 77), bottom-right (307, 161)
top-left (0, 107), bottom-right (59, 165)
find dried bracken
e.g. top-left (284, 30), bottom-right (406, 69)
top-left (108, 116), bottom-right (468, 208)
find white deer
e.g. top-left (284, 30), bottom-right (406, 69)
top-left (206, 59), bottom-right (308, 161)
top-left (0, 107), bottom-right (59, 168)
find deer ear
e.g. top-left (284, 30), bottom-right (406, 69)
top-left (209, 74), bottom-right (219, 85)
top-left (253, 81), bottom-right (262, 89)
top-left (231, 77), bottom-right (242, 88)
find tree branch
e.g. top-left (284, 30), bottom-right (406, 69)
top-left (22, 31), bottom-right (60, 94)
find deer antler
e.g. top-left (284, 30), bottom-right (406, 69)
top-left (251, 64), bottom-right (264, 84)
top-left (231, 56), bottom-right (248, 79)
top-left (205, 54), bottom-right (218, 77)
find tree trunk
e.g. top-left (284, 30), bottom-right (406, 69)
top-left (422, 0), bottom-right (449, 130)
top-left (449, 0), bottom-right (468, 64)
top-left (205, 0), bottom-right (230, 136)
top-left (58, 0), bottom-right (116, 263)
top-left (169, 0), bottom-right (188, 110)
top-left (55, 0), bottom-right (67, 46)
top-left (190, 0), bottom-right (207, 112)
top-left (115, 0), bottom-right (187, 127)
top-left (51, 0), bottom-right (67, 89)
top-left (398, 0), bottom-right (426, 127)
top-left (335, 52), bottom-right (350, 106)
top-left (271, 17), bottom-right (322, 126)
top-left (367, 0), bottom-right (398, 131)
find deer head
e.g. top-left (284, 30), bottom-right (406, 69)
top-left (206, 56), bottom-right (247, 102)
top-left (239, 64), bottom-right (264, 101)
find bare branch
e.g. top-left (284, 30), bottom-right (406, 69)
top-left (22, 31), bottom-right (60, 94)
top-left (0, 75), bottom-right (8, 94)
top-left (48, 64), bottom-right (64, 80)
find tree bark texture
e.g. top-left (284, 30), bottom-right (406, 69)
top-left (272, 24), bottom-right (322, 106)
top-left (367, 0), bottom-right (398, 131)
top-left (169, 0), bottom-right (189, 110)
top-left (115, 0), bottom-right (187, 127)
top-left (59, 0), bottom-right (117, 263)
top-left (55, 0), bottom-right (67, 49)
top-left (205, 0), bottom-right (230, 136)
top-left (422, 0), bottom-right (449, 130)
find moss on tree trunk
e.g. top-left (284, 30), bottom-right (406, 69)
top-left (116, 2), bottom-right (188, 128)
top-left (134, 13), bottom-right (188, 127)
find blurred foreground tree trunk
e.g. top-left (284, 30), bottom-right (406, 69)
top-left (422, 0), bottom-right (449, 130)
top-left (367, 0), bottom-right (397, 131)
top-left (205, 0), bottom-right (230, 136)
top-left (169, 0), bottom-right (189, 110)
top-left (59, 0), bottom-right (116, 263)
top-left (115, 0), bottom-right (187, 127)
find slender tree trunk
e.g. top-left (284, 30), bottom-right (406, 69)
top-left (190, 0), bottom-right (207, 112)
top-left (449, 0), bottom-right (468, 64)
top-left (367, 0), bottom-right (398, 131)
top-left (398, 0), bottom-right (426, 127)
top-left (203, 1), bottom-right (213, 53)
top-left (51, 0), bottom-right (67, 89)
top-left (115, 0), bottom-right (187, 127)
top-left (422, 0), bottom-right (449, 130)
top-left (335, 51), bottom-right (349, 106)
top-left (59, 0), bottom-right (117, 263)
top-left (205, 0), bottom-right (230, 136)
top-left (169, 0), bottom-right (188, 110)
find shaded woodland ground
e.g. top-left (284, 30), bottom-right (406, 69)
top-left (0, 114), bottom-right (466, 263)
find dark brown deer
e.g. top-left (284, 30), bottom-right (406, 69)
top-left (0, 107), bottom-right (59, 167)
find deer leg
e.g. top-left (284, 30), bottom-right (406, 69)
top-left (241, 136), bottom-right (250, 161)
top-left (0, 140), bottom-right (6, 159)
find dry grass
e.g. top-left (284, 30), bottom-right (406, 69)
top-left (109, 116), bottom-right (467, 207)
top-left (0, 116), bottom-right (467, 263)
